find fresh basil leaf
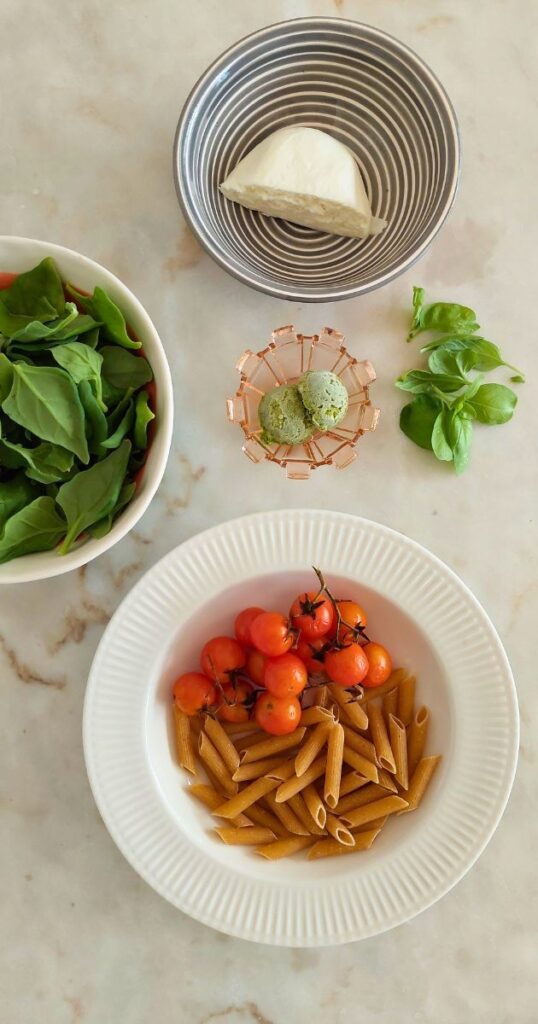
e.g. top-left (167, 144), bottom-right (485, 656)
top-left (407, 286), bottom-right (426, 341)
top-left (422, 335), bottom-right (524, 379)
top-left (510, 374), bottom-right (525, 384)
top-left (409, 297), bottom-right (479, 340)
top-left (80, 326), bottom-right (100, 349)
top-left (100, 399), bottom-right (134, 450)
top-left (399, 395), bottom-right (440, 451)
top-left (0, 496), bottom-right (66, 563)
top-left (0, 437), bottom-right (74, 483)
top-left (0, 303), bottom-right (37, 338)
top-left (464, 383), bottom-right (517, 425)
top-left (88, 480), bottom-right (136, 538)
top-left (0, 354), bottom-right (13, 402)
top-left (427, 345), bottom-right (477, 376)
top-left (133, 390), bottom-right (154, 449)
top-left (8, 303), bottom-right (79, 343)
top-left (56, 439), bottom-right (131, 553)
top-left (0, 258), bottom-right (65, 320)
top-left (2, 362), bottom-right (89, 463)
top-left (395, 369), bottom-right (467, 395)
top-left (0, 473), bottom-right (39, 529)
top-left (459, 376), bottom-right (484, 403)
top-left (52, 342), bottom-right (105, 410)
top-left (67, 284), bottom-right (140, 350)
top-left (101, 376), bottom-right (125, 409)
top-left (101, 345), bottom-right (152, 390)
top-left (447, 410), bottom-right (473, 474)
top-left (431, 411), bottom-right (453, 461)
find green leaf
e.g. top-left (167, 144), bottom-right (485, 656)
top-left (427, 344), bottom-right (477, 376)
top-left (0, 354), bottom-right (13, 402)
top-left (399, 395), bottom-right (440, 450)
top-left (0, 473), bottom-right (39, 530)
top-left (447, 410), bottom-right (473, 474)
top-left (407, 292), bottom-right (479, 340)
top-left (133, 390), bottom-right (155, 449)
top-left (8, 303), bottom-right (79, 343)
top-left (56, 440), bottom-right (131, 553)
top-left (431, 411), bottom-right (453, 461)
top-left (510, 374), bottom-right (525, 384)
top-left (0, 496), bottom-right (66, 564)
top-left (2, 362), bottom-right (89, 463)
top-left (67, 284), bottom-right (140, 350)
top-left (0, 258), bottom-right (65, 320)
top-left (88, 480), bottom-right (136, 538)
top-left (100, 399), bottom-right (134, 450)
top-left (422, 335), bottom-right (524, 378)
top-left (52, 341), bottom-right (105, 410)
top-left (0, 437), bottom-right (74, 483)
top-left (407, 286), bottom-right (426, 341)
top-left (78, 380), bottom-right (108, 451)
top-left (464, 383), bottom-right (517, 425)
top-left (101, 345), bottom-right (152, 390)
top-left (395, 369), bottom-right (467, 395)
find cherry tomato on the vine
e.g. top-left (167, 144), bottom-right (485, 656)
top-left (172, 673), bottom-right (217, 715)
top-left (254, 691), bottom-right (301, 735)
top-left (250, 611), bottom-right (293, 657)
top-left (289, 591), bottom-right (334, 639)
top-left (264, 652), bottom-right (307, 698)
top-left (324, 641), bottom-right (369, 687)
top-left (200, 636), bottom-right (246, 684)
top-left (245, 648), bottom-right (267, 687)
top-left (218, 680), bottom-right (254, 722)
top-left (362, 642), bottom-right (392, 688)
top-left (295, 634), bottom-right (328, 675)
top-left (329, 600), bottom-right (368, 641)
top-left (234, 606), bottom-right (265, 648)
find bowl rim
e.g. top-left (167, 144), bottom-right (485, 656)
top-left (173, 16), bottom-right (462, 303)
top-left (0, 235), bottom-right (174, 583)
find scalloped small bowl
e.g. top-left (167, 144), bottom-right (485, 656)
top-left (227, 325), bottom-right (379, 479)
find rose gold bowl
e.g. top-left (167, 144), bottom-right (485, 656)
top-left (227, 325), bottom-right (379, 479)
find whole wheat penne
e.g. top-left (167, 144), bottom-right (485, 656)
top-left (368, 704), bottom-right (396, 773)
top-left (214, 826), bottom-right (276, 846)
top-left (221, 720), bottom-right (260, 736)
top-left (188, 783), bottom-right (252, 826)
top-left (232, 756), bottom-right (285, 782)
top-left (329, 685), bottom-right (368, 730)
top-left (240, 728), bottom-right (306, 764)
top-left (312, 684), bottom-right (329, 708)
top-left (324, 722), bottom-right (345, 809)
top-left (352, 815), bottom-right (389, 833)
top-left (190, 715), bottom-right (203, 736)
top-left (198, 732), bottom-right (238, 796)
top-left (274, 755), bottom-right (326, 802)
top-left (256, 836), bottom-right (314, 859)
top-left (300, 706), bottom-right (334, 727)
top-left (308, 828), bottom-right (381, 859)
top-left (203, 715), bottom-right (240, 773)
top-left (334, 783), bottom-right (388, 816)
top-left (382, 687), bottom-right (398, 725)
top-left (295, 722), bottom-right (330, 776)
top-left (264, 791), bottom-right (310, 836)
top-left (397, 674), bottom-right (416, 727)
top-left (407, 706), bottom-right (429, 776)
top-left (303, 783), bottom-right (327, 829)
top-left (325, 813), bottom-right (354, 846)
top-left (341, 726), bottom-right (377, 764)
top-left (376, 768), bottom-right (398, 792)
top-left (342, 794), bottom-right (408, 828)
top-left (342, 745), bottom-right (379, 783)
top-left (338, 771), bottom-right (369, 797)
top-left (398, 755), bottom-right (441, 813)
top-left (245, 801), bottom-right (289, 837)
top-left (288, 793), bottom-right (324, 835)
top-left (266, 759), bottom-right (297, 781)
top-left (234, 730), bottom-right (266, 753)
top-left (389, 714), bottom-right (409, 790)
top-left (359, 668), bottom-right (407, 704)
top-left (173, 705), bottom-right (196, 774)
top-left (214, 776), bottom-right (279, 819)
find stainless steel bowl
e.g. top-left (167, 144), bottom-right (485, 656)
top-left (173, 18), bottom-right (460, 303)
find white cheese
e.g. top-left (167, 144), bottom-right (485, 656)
top-left (219, 126), bottom-right (387, 239)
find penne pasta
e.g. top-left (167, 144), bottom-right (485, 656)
top-left (240, 728), bottom-right (306, 764)
top-left (303, 783), bottom-right (327, 829)
top-left (308, 828), bottom-right (381, 859)
top-left (382, 687), bottom-right (398, 725)
top-left (324, 722), bottom-right (345, 809)
top-left (221, 720), bottom-right (260, 736)
top-left (299, 706), bottom-right (335, 727)
top-left (376, 768), bottom-right (398, 792)
top-left (338, 771), bottom-right (369, 798)
top-left (198, 732), bottom-right (238, 796)
top-left (265, 791), bottom-right (310, 836)
top-left (341, 726), bottom-right (378, 764)
top-left (389, 714), bottom-right (408, 790)
top-left (188, 783), bottom-right (252, 827)
top-left (329, 685), bottom-right (368, 730)
top-left (232, 756), bottom-right (285, 782)
top-left (397, 673), bottom-right (416, 727)
top-left (203, 715), bottom-right (240, 773)
top-left (256, 836), bottom-right (314, 860)
top-left (214, 826), bottom-right (276, 846)
top-left (246, 801), bottom-right (288, 837)
top-left (342, 745), bottom-right (379, 783)
top-left (407, 705), bottom-right (429, 777)
top-left (274, 755), bottom-right (326, 802)
top-left (325, 813), bottom-right (354, 847)
top-left (234, 730), bottom-right (266, 753)
top-left (341, 794), bottom-right (408, 828)
top-left (334, 783), bottom-right (389, 816)
top-left (368, 704), bottom-right (396, 773)
top-left (295, 722), bottom-right (330, 777)
top-left (398, 755), bottom-right (441, 814)
top-left (359, 667), bottom-right (407, 705)
top-left (173, 705), bottom-right (196, 774)
top-left (288, 793), bottom-right (324, 835)
top-left (214, 776), bottom-right (279, 819)
top-left (266, 759), bottom-right (297, 781)
top-left (352, 815), bottom-right (389, 833)
top-left (312, 684), bottom-right (329, 708)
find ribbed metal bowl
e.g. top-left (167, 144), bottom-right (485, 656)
top-left (174, 18), bottom-right (460, 303)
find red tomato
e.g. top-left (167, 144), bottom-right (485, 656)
top-left (172, 673), bottom-right (217, 715)
top-left (234, 606), bottom-right (265, 647)
top-left (200, 636), bottom-right (246, 684)
top-left (250, 612), bottom-right (293, 657)
top-left (245, 648), bottom-right (267, 687)
top-left (295, 634), bottom-right (327, 675)
top-left (329, 600), bottom-right (368, 639)
top-left (362, 642), bottom-right (393, 688)
top-left (264, 652), bottom-right (307, 698)
top-left (289, 591), bottom-right (334, 639)
top-left (218, 680), bottom-right (254, 722)
top-left (325, 642), bottom-right (369, 687)
top-left (254, 691), bottom-right (301, 735)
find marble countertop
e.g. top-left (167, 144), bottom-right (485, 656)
top-left (2, 0), bottom-right (537, 1021)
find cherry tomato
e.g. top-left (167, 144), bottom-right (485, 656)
top-left (250, 612), bottom-right (293, 657)
top-left (325, 641), bottom-right (369, 687)
top-left (200, 636), bottom-right (246, 684)
top-left (264, 652), bottom-right (307, 698)
top-left (328, 600), bottom-right (368, 640)
top-left (172, 673), bottom-right (217, 715)
top-left (245, 648), bottom-right (267, 687)
top-left (218, 680), bottom-right (254, 722)
top-left (254, 691), bottom-right (301, 735)
top-left (295, 634), bottom-right (327, 675)
top-left (234, 606), bottom-right (265, 647)
top-left (289, 591), bottom-right (334, 639)
top-left (362, 642), bottom-right (393, 688)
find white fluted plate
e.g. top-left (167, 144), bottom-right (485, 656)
top-left (83, 510), bottom-right (518, 945)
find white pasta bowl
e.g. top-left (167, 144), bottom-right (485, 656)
top-left (84, 509), bottom-right (518, 946)
top-left (0, 237), bottom-right (173, 583)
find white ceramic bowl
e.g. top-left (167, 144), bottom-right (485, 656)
top-left (0, 237), bottom-right (173, 583)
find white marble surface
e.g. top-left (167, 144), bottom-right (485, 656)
top-left (1, 0), bottom-right (537, 1020)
